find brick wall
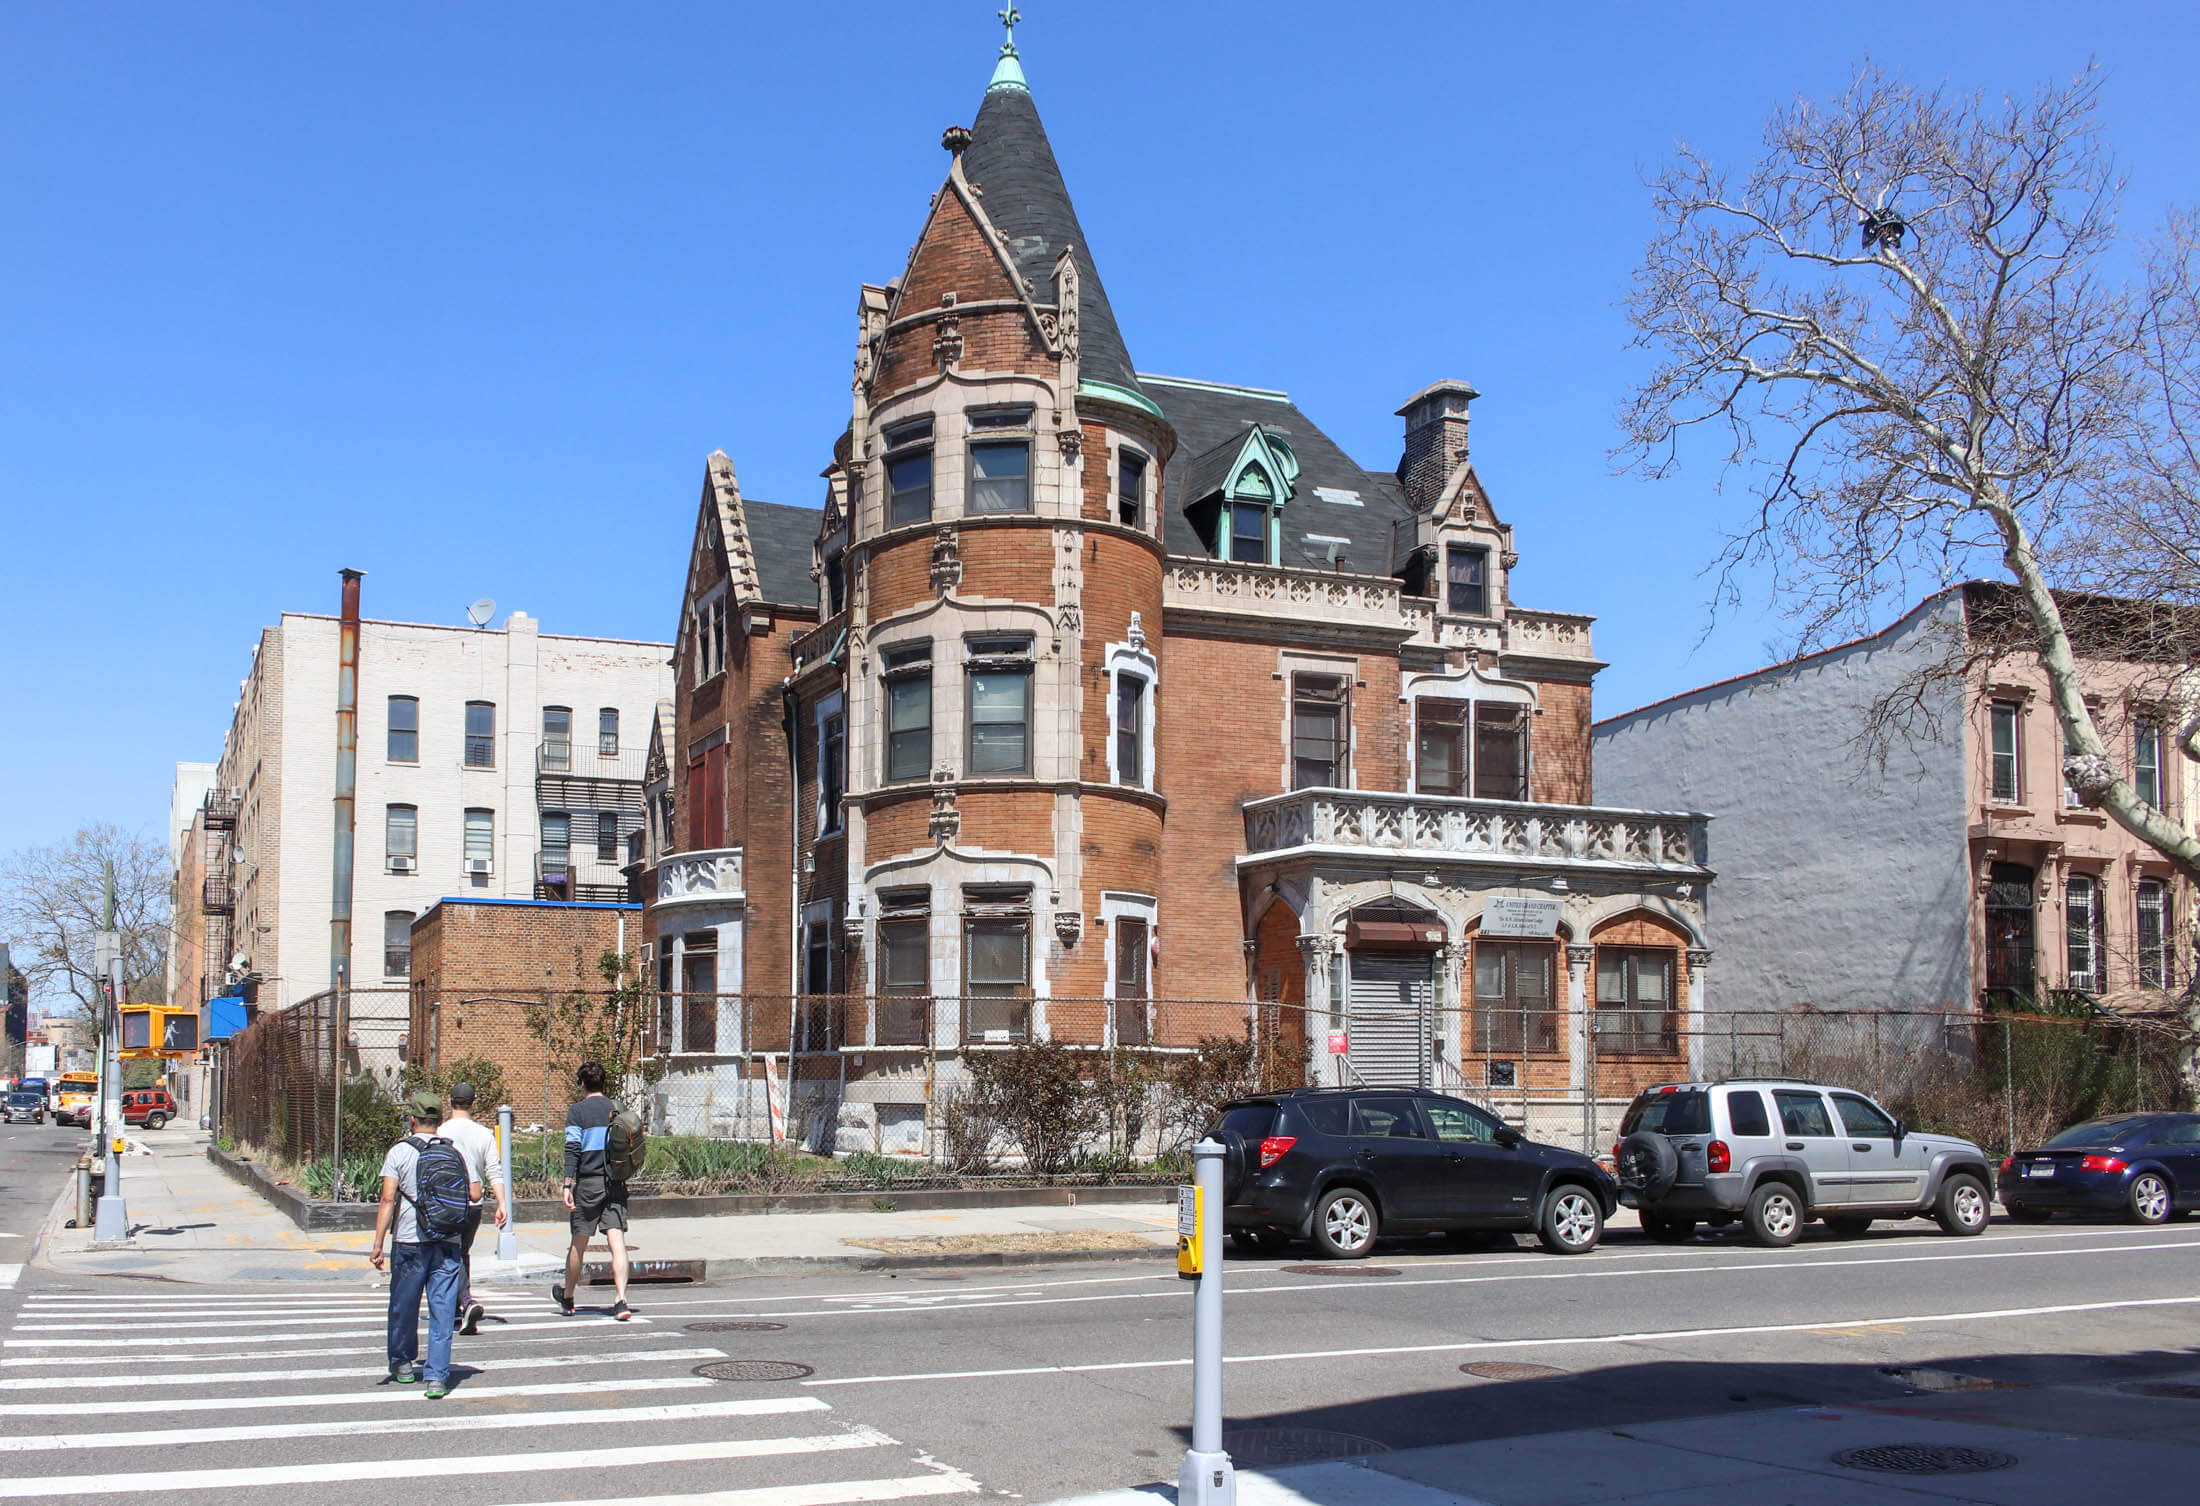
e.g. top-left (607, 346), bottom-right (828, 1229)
top-left (873, 190), bottom-right (1054, 401)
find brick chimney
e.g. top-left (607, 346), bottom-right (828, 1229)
top-left (1396, 379), bottom-right (1479, 512)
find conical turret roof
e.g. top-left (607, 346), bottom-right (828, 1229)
top-left (960, 74), bottom-right (1146, 403)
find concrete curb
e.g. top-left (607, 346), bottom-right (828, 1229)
top-left (487, 1242), bottom-right (1178, 1283)
top-left (205, 1144), bottom-right (1178, 1233)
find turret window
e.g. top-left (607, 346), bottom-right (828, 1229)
top-left (969, 440), bottom-right (1031, 515)
top-left (966, 636), bottom-right (1034, 775)
top-left (1118, 451), bottom-right (1146, 528)
top-left (886, 419), bottom-right (933, 527)
top-left (883, 644), bottom-right (932, 783)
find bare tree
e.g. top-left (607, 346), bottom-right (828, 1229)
top-left (1620, 63), bottom-right (2200, 883)
top-left (0, 824), bottom-right (172, 1017)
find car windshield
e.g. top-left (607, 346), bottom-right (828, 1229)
top-left (2044, 1117), bottom-right (2151, 1149)
top-left (7, 1092), bottom-right (38, 1107)
top-left (1620, 1090), bottom-right (1710, 1136)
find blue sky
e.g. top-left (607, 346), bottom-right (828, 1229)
top-left (4, 3), bottom-right (2196, 862)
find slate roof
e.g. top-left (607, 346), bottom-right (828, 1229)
top-left (744, 500), bottom-right (823, 610)
top-left (1142, 374), bottom-right (1413, 575)
top-left (960, 83), bottom-right (1145, 403)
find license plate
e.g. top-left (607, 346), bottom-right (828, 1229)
top-left (2026, 1162), bottom-right (2056, 1178)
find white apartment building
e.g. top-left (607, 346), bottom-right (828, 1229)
top-left (180, 586), bottom-right (671, 1052)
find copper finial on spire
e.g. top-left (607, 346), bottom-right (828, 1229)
top-left (997, 5), bottom-right (1021, 56)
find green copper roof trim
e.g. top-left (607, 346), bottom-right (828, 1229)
top-left (1078, 377), bottom-right (1164, 418)
top-left (987, 51), bottom-right (1029, 93)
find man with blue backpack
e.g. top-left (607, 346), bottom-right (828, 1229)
top-left (368, 1089), bottom-right (481, 1399)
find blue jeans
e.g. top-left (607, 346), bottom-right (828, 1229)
top-left (388, 1240), bottom-right (463, 1384)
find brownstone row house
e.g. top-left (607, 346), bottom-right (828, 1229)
top-left (635, 36), bottom-right (1713, 1151)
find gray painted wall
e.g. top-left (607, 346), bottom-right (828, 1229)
top-left (1593, 594), bottom-right (1972, 1013)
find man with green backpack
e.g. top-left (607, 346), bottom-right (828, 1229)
top-left (553, 1061), bottom-right (646, 1319)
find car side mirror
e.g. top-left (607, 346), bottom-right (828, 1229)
top-left (1495, 1126), bottom-right (1523, 1149)
top-left (1892, 1120), bottom-right (1907, 1141)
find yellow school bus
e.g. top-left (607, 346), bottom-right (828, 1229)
top-left (51, 1071), bottom-right (98, 1128)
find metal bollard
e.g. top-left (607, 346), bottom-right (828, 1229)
top-left (1179, 1137), bottom-right (1236, 1505)
top-left (496, 1103), bottom-right (518, 1262)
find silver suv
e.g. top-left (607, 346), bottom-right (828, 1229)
top-left (1614, 1079), bottom-right (1995, 1247)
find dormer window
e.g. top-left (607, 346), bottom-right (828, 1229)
top-left (1447, 545), bottom-right (1489, 616)
top-left (1230, 503), bottom-right (1269, 564)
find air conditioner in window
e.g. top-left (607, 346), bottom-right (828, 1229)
top-left (465, 859), bottom-right (493, 875)
top-left (389, 857), bottom-right (416, 874)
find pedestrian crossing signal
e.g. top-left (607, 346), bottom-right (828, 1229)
top-left (120, 1004), bottom-right (199, 1058)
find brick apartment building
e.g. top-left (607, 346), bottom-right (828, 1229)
top-left (1597, 584), bottom-right (2195, 1015)
top-left (634, 33), bottom-right (1714, 1149)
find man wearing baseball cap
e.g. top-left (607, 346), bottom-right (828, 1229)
top-left (438, 1082), bottom-right (508, 1336)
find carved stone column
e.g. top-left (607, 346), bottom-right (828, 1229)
top-left (1298, 935), bottom-right (1337, 1084)
top-left (1685, 948), bottom-right (1712, 1081)
top-left (1566, 943), bottom-right (1595, 1098)
top-left (1439, 939), bottom-right (1471, 1086)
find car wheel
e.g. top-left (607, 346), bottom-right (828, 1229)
top-left (146, 1114), bottom-right (167, 1130)
top-left (1311, 1187), bottom-right (1379, 1259)
top-left (1824, 1216), bottom-right (1872, 1240)
top-left (1230, 1228), bottom-right (1261, 1255)
top-left (1935, 1173), bottom-right (1991, 1236)
top-left (2006, 1204), bottom-right (2053, 1224)
top-left (1744, 1182), bottom-right (1803, 1247)
top-left (1640, 1212), bottom-right (1697, 1244)
top-left (1538, 1186), bottom-right (1603, 1254)
top-left (2128, 1171), bottom-right (2173, 1226)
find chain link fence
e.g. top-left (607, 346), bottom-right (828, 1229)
top-left (213, 986), bottom-right (2194, 1200)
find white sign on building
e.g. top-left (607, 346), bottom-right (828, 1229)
top-left (1479, 896), bottom-right (1564, 939)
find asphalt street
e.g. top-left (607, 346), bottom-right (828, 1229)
top-left (2, 1115), bottom-right (2198, 1505)
top-left (1, 1121), bottom-right (82, 1284)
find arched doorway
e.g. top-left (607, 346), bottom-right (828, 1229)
top-left (1343, 902), bottom-right (1446, 1087)
top-left (1984, 862), bottom-right (2037, 1000)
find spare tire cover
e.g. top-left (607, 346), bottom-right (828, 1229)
top-left (1616, 1132), bottom-right (1681, 1200)
top-left (1218, 1128), bottom-right (1251, 1202)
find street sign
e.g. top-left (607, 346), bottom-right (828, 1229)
top-left (1480, 896), bottom-right (1563, 938)
top-left (1326, 1030), bottom-right (1348, 1055)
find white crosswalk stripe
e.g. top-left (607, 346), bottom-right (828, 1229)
top-left (0, 1282), bottom-right (984, 1506)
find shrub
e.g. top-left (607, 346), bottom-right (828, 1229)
top-left (1161, 1034), bottom-right (1261, 1149)
top-left (936, 1087), bottom-right (999, 1175)
top-left (399, 1056), bottom-right (511, 1119)
top-left (965, 1042), bottom-right (1108, 1179)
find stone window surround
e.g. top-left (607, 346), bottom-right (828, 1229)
top-left (812, 691), bottom-right (847, 838)
top-left (1277, 649), bottom-right (1362, 792)
top-left (691, 583), bottom-right (730, 687)
top-left (1099, 890), bottom-right (1158, 1047)
top-left (1103, 628), bottom-right (1158, 790)
top-left (855, 600), bottom-right (1070, 792)
top-left (859, 374), bottom-right (1070, 540)
top-left (855, 848), bottom-right (1058, 1048)
top-left (1402, 667), bottom-right (1537, 798)
top-left (653, 908), bottom-right (746, 1056)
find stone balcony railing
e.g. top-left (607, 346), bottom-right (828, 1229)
top-left (1163, 559), bottom-right (1411, 635)
top-left (1506, 607), bottom-right (1598, 663)
top-left (1242, 789), bottom-right (1710, 875)
top-left (653, 847), bottom-right (746, 908)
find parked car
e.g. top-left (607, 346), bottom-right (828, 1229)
top-left (1210, 1087), bottom-right (1619, 1258)
top-left (120, 1089), bottom-right (176, 1130)
top-left (1614, 1079), bottom-right (1996, 1247)
top-left (3, 1090), bottom-right (44, 1125)
top-left (2000, 1113), bottom-right (2200, 1225)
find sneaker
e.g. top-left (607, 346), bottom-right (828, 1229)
top-left (611, 1299), bottom-right (631, 1322)
top-left (552, 1283), bottom-right (575, 1316)
top-left (424, 1382), bottom-right (448, 1401)
top-left (461, 1301), bottom-right (484, 1336)
top-left (388, 1363), bottom-right (419, 1384)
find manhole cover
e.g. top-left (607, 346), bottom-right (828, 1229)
top-left (2122, 1381), bottom-right (2200, 1401)
top-left (1222, 1428), bottom-right (1389, 1466)
top-left (1831, 1444), bottom-right (2018, 1475)
top-left (1461, 1361), bottom-right (1567, 1381)
top-left (693, 1360), bottom-right (814, 1382)
top-left (1281, 1265), bottom-right (1402, 1278)
top-left (686, 1320), bottom-right (789, 1333)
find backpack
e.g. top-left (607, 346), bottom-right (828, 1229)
top-left (605, 1101), bottom-right (648, 1183)
top-left (402, 1135), bottom-right (474, 1243)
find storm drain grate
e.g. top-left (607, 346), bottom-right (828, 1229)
top-left (685, 1321), bottom-right (788, 1333)
top-left (2121, 1381), bottom-right (2200, 1401)
top-left (693, 1360), bottom-right (814, 1382)
top-left (1222, 1428), bottom-right (1389, 1466)
top-left (1460, 1361), bottom-right (1567, 1381)
top-left (1831, 1444), bottom-right (2018, 1475)
top-left (1281, 1265), bottom-right (1401, 1278)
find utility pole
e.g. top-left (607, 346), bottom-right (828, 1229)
top-left (93, 861), bottom-right (129, 1242)
top-left (1178, 1137), bottom-right (1236, 1505)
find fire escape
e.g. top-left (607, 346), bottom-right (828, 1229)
top-left (535, 741), bottom-right (647, 903)
top-left (200, 788), bottom-right (238, 1004)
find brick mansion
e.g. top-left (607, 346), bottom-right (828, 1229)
top-left (628, 30), bottom-right (1714, 1147)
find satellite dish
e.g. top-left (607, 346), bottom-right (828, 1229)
top-left (466, 598), bottom-right (496, 628)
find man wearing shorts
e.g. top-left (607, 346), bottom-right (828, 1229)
top-left (554, 1061), bottom-right (631, 1320)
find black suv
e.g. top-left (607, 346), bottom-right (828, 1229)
top-left (1210, 1088), bottom-right (1618, 1258)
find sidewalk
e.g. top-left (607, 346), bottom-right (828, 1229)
top-left (1047, 1375), bottom-right (2200, 1504)
top-left (37, 1129), bottom-right (1183, 1284)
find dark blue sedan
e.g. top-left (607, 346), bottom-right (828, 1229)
top-left (2000, 1114), bottom-right (2200, 1224)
